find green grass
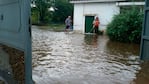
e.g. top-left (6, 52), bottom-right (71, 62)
top-left (36, 24), bottom-right (66, 32)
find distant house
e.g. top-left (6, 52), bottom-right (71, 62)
top-left (70, 0), bottom-right (145, 34)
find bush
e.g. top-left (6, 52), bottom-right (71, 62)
top-left (106, 7), bottom-right (143, 44)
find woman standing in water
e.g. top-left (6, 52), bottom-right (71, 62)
top-left (93, 17), bottom-right (100, 34)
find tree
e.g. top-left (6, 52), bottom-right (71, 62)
top-left (31, 0), bottom-right (73, 24)
top-left (32, 0), bottom-right (52, 23)
top-left (51, 0), bottom-right (73, 23)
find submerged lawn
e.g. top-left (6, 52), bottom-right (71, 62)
top-left (34, 24), bottom-right (66, 32)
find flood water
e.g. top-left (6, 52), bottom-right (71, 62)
top-left (32, 26), bottom-right (149, 84)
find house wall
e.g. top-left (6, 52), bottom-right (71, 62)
top-left (73, 2), bottom-right (120, 33)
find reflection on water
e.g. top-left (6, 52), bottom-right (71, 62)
top-left (106, 40), bottom-right (140, 66)
top-left (84, 34), bottom-right (98, 48)
top-left (32, 26), bottom-right (149, 84)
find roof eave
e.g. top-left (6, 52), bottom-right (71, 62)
top-left (70, 0), bottom-right (126, 4)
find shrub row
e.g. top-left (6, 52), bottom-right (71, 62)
top-left (107, 7), bottom-right (143, 44)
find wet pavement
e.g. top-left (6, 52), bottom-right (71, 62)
top-left (32, 26), bottom-right (149, 84)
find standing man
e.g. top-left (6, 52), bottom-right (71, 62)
top-left (65, 16), bottom-right (72, 32)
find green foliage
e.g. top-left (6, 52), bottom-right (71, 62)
top-left (51, 0), bottom-right (73, 23)
top-left (31, 8), bottom-right (39, 24)
top-left (31, 0), bottom-right (73, 24)
top-left (32, 0), bottom-right (52, 24)
top-left (107, 7), bottom-right (143, 44)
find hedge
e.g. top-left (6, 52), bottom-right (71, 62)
top-left (106, 7), bottom-right (143, 44)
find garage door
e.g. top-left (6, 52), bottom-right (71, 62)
top-left (85, 16), bottom-right (94, 33)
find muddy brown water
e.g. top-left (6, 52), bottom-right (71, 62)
top-left (0, 26), bottom-right (149, 84)
top-left (32, 26), bottom-right (149, 84)
top-left (0, 25), bottom-right (148, 84)
top-left (0, 45), bottom-right (25, 84)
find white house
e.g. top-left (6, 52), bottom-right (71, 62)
top-left (70, 0), bottom-right (145, 34)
